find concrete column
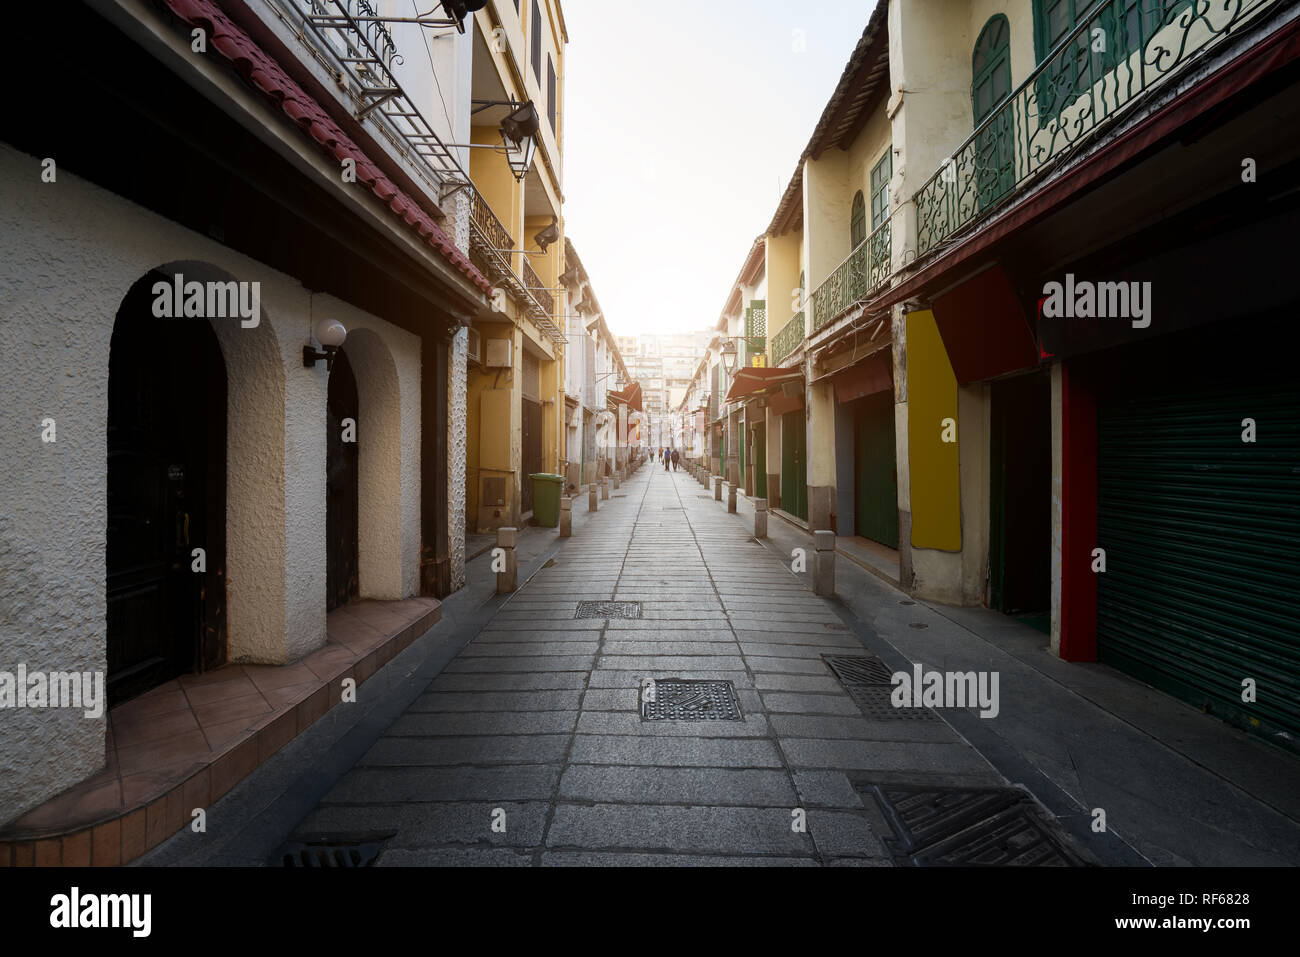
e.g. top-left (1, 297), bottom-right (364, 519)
top-left (727, 482), bottom-right (737, 514)
top-left (496, 527), bottom-right (518, 594)
top-left (753, 498), bottom-right (768, 538)
top-left (589, 483), bottom-right (598, 512)
top-left (713, 476), bottom-right (723, 501)
top-left (813, 529), bottom-right (835, 596)
top-left (559, 496), bottom-right (572, 538)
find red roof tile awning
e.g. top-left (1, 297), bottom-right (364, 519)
top-left (160, 0), bottom-right (492, 297)
top-left (608, 382), bottom-right (643, 413)
top-left (724, 367), bottom-right (802, 404)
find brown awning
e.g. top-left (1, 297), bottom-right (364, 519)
top-left (724, 367), bottom-right (803, 404)
top-left (608, 382), bottom-right (643, 412)
top-left (931, 265), bottom-right (1038, 384)
top-left (832, 352), bottom-right (892, 403)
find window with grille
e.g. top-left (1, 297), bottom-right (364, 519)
top-left (531, 1), bottom-right (542, 86)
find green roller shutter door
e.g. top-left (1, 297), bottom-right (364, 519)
top-left (781, 410), bottom-right (808, 521)
top-left (1098, 384), bottom-right (1300, 747)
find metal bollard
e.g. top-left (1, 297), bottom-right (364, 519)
top-left (727, 482), bottom-right (737, 514)
top-left (589, 483), bottom-right (598, 512)
top-left (753, 498), bottom-right (768, 538)
top-left (601, 477), bottom-right (610, 500)
top-left (713, 476), bottom-right (723, 501)
top-left (496, 526), bottom-right (518, 594)
top-left (559, 496), bottom-right (572, 537)
top-left (813, 530), bottom-right (836, 596)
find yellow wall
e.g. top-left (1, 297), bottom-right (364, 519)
top-left (905, 310), bottom-right (961, 551)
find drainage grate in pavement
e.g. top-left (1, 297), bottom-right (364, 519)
top-left (823, 654), bottom-right (895, 686)
top-left (642, 679), bottom-right (742, 721)
top-left (823, 654), bottom-right (940, 722)
top-left (857, 784), bottom-right (1088, 867)
top-left (274, 833), bottom-right (393, 868)
top-left (575, 600), bottom-right (642, 619)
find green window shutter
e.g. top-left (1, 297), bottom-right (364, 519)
top-left (851, 191), bottom-right (866, 248)
top-left (870, 152), bottom-right (892, 231)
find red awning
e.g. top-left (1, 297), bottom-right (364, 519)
top-left (832, 352), bottom-right (892, 403)
top-left (608, 382), bottom-right (643, 413)
top-left (724, 367), bottom-right (802, 404)
top-left (931, 265), bottom-right (1037, 384)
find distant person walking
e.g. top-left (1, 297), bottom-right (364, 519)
top-left (671, 449), bottom-right (680, 471)
top-left (664, 447), bottom-right (671, 471)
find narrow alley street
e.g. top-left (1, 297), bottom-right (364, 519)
top-left (141, 463), bottom-right (1300, 868)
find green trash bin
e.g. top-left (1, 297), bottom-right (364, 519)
top-left (529, 473), bottom-right (565, 528)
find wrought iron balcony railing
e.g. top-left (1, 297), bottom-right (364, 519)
top-left (915, 0), bottom-right (1281, 257)
top-left (809, 219), bottom-right (891, 332)
top-left (771, 312), bottom-right (806, 367)
top-left (470, 190), bottom-right (514, 257)
top-left (523, 259), bottom-right (555, 317)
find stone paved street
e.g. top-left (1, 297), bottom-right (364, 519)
top-left (285, 464), bottom-right (1006, 865)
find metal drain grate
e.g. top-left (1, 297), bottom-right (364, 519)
top-left (857, 784), bottom-right (1088, 867)
top-left (575, 600), bottom-right (642, 619)
top-left (823, 654), bottom-right (940, 722)
top-left (275, 833), bottom-right (393, 868)
top-left (823, 654), bottom-right (895, 686)
top-left (642, 679), bottom-right (742, 721)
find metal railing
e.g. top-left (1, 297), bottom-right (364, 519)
top-left (771, 312), bottom-right (806, 367)
top-left (523, 259), bottom-right (554, 316)
top-left (915, 0), bottom-right (1281, 257)
top-left (470, 190), bottom-right (513, 255)
top-left (809, 220), bottom-right (891, 332)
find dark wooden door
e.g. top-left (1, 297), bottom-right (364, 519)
top-left (853, 391), bottom-right (899, 548)
top-left (327, 349), bottom-right (360, 611)
top-left (781, 410), bottom-right (808, 521)
top-left (107, 279), bottom-right (227, 706)
top-left (990, 372), bottom-right (1051, 613)
top-left (521, 397), bottom-right (542, 513)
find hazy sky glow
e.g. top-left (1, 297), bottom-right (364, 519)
top-left (561, 1), bottom-right (869, 337)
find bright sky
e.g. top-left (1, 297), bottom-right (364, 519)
top-left (561, 1), bottom-right (869, 337)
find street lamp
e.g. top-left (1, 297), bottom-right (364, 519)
top-left (720, 338), bottom-right (738, 375)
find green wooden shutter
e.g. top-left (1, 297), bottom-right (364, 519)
top-left (1098, 384), bottom-right (1300, 747)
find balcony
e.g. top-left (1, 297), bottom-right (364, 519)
top-left (523, 259), bottom-right (555, 317)
top-left (771, 311), bottom-right (806, 367)
top-left (915, 0), bottom-right (1281, 257)
top-left (470, 189), bottom-right (514, 259)
top-left (809, 219), bottom-right (891, 332)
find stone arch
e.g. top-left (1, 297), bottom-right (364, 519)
top-left (119, 260), bottom-right (287, 666)
top-left (336, 326), bottom-right (405, 600)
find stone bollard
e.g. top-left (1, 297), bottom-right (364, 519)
top-left (496, 527), bottom-right (518, 594)
top-left (813, 530), bottom-right (836, 596)
top-left (727, 482), bottom-right (737, 513)
top-left (559, 496), bottom-right (572, 537)
top-left (613, 470), bottom-right (621, 490)
top-left (753, 498), bottom-right (768, 538)
top-left (713, 476), bottom-right (723, 501)
top-left (601, 477), bottom-right (610, 501)
top-left (589, 483), bottom-right (598, 512)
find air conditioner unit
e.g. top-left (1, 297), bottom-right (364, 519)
top-left (466, 327), bottom-right (481, 364)
top-left (485, 338), bottom-right (513, 368)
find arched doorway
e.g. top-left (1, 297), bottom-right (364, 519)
top-left (326, 347), bottom-right (360, 610)
top-left (106, 273), bottom-right (228, 706)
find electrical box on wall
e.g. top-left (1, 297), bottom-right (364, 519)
top-left (485, 338), bottom-right (512, 368)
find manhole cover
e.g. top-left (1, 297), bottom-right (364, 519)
top-left (642, 679), bottom-right (742, 721)
top-left (909, 622), bottom-right (929, 629)
top-left (898, 600), bottom-right (916, 606)
top-left (274, 833), bottom-right (393, 867)
top-left (575, 600), bottom-right (642, 619)
top-left (857, 784), bottom-right (1088, 867)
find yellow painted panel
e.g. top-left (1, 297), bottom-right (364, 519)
top-left (906, 310), bottom-right (961, 551)
top-left (479, 389), bottom-right (513, 472)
